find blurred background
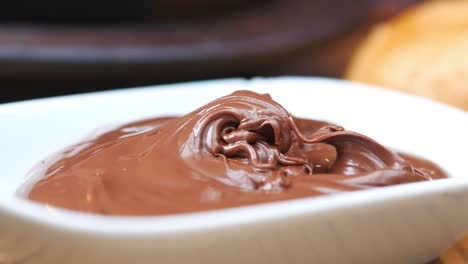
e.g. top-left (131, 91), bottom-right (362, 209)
top-left (0, 0), bottom-right (422, 103)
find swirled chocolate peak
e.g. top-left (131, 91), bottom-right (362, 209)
top-left (27, 91), bottom-right (447, 215)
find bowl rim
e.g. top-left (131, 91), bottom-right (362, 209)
top-left (1, 178), bottom-right (468, 236)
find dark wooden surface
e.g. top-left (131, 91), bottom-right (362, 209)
top-left (0, 0), bottom-right (422, 103)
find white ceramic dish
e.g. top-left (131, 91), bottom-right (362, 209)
top-left (1, 77), bottom-right (467, 264)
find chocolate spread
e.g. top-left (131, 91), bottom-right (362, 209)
top-left (26, 91), bottom-right (447, 215)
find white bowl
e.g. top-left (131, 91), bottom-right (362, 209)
top-left (1, 77), bottom-right (467, 264)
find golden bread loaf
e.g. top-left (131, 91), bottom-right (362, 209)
top-left (346, 0), bottom-right (468, 110)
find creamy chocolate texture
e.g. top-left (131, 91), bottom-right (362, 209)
top-left (27, 91), bottom-right (447, 215)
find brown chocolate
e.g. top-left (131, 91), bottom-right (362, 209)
top-left (26, 91), bottom-right (447, 215)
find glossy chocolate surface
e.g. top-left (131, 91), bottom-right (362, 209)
top-left (27, 91), bottom-right (447, 215)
